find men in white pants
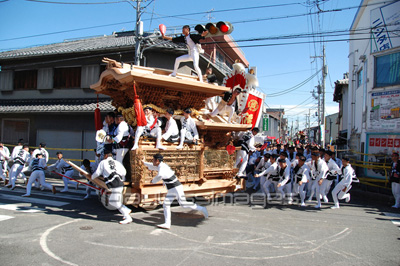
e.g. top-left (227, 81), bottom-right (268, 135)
top-left (209, 86), bottom-right (242, 123)
top-left (27, 142), bottom-right (49, 186)
top-left (177, 108), bottom-right (199, 149)
top-left (80, 159), bottom-right (98, 199)
top-left (161, 108), bottom-right (179, 147)
top-left (254, 154), bottom-right (279, 201)
top-left (235, 128), bottom-right (259, 178)
top-left (0, 143), bottom-right (10, 184)
top-left (32, 143), bottom-right (49, 163)
top-left (0, 142), bottom-right (10, 181)
top-left (48, 152), bottom-right (78, 193)
top-left (292, 155), bottom-right (310, 207)
top-left (323, 150), bottom-right (342, 203)
top-left (331, 156), bottom-right (355, 209)
top-left (309, 152), bottom-right (329, 208)
top-left (107, 113), bottom-right (130, 164)
top-left (90, 150), bottom-right (132, 224)
top-left (276, 158), bottom-right (293, 204)
top-left (11, 139), bottom-right (24, 159)
top-left (131, 106), bottom-right (164, 151)
top-left (22, 153), bottom-right (56, 197)
top-left (389, 152), bottom-right (400, 208)
top-left (143, 153), bottom-right (208, 230)
top-left (162, 25), bottom-right (207, 82)
top-left (8, 145), bottom-right (31, 190)
top-left (253, 153), bottom-right (271, 191)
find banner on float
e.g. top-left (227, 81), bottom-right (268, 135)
top-left (240, 92), bottom-right (263, 129)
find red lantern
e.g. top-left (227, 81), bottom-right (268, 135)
top-left (159, 24), bottom-right (166, 36)
top-left (94, 107), bottom-right (102, 131)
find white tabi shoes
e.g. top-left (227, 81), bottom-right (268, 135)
top-left (119, 216), bottom-right (132, 225)
top-left (157, 223), bottom-right (171, 230)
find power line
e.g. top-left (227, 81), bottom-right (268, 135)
top-left (0, 1), bottom-right (394, 43)
top-left (265, 68), bottom-right (322, 97)
top-left (25, 0), bottom-right (130, 4)
top-left (258, 69), bottom-right (312, 78)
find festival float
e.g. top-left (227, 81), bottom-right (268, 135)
top-left (90, 56), bottom-right (264, 209)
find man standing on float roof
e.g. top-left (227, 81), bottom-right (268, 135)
top-left (162, 25), bottom-right (208, 82)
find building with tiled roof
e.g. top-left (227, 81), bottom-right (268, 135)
top-left (0, 30), bottom-right (248, 162)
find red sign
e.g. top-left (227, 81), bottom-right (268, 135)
top-left (375, 138), bottom-right (381, 146)
top-left (388, 139), bottom-right (394, 147)
top-left (240, 93), bottom-right (263, 129)
top-left (395, 139), bottom-right (400, 148)
top-left (370, 138), bottom-right (375, 146)
top-left (381, 138), bottom-right (387, 147)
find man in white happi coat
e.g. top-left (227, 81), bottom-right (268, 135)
top-left (235, 128), bottom-right (259, 178)
top-left (323, 150), bottom-right (342, 203)
top-left (106, 113), bottom-right (130, 164)
top-left (89, 150), bottom-right (132, 224)
top-left (0, 142), bottom-right (10, 184)
top-left (162, 25), bottom-right (207, 82)
top-left (177, 108), bottom-right (199, 149)
top-left (209, 85), bottom-right (242, 123)
top-left (143, 153), bottom-right (208, 229)
top-left (253, 153), bottom-right (271, 191)
top-left (309, 152), bottom-right (329, 208)
top-left (331, 156), bottom-right (355, 209)
top-left (276, 158), bottom-right (293, 204)
top-left (80, 159), bottom-right (98, 199)
top-left (292, 155), bottom-right (310, 206)
top-left (11, 139), bottom-right (24, 161)
top-left (48, 151), bottom-right (78, 193)
top-left (27, 142), bottom-right (49, 186)
top-left (161, 108), bottom-right (179, 148)
top-left (32, 142), bottom-right (49, 163)
top-left (22, 153), bottom-right (56, 197)
top-left (8, 145), bottom-right (31, 189)
top-left (131, 106), bottom-right (164, 151)
top-left (254, 154), bottom-right (279, 201)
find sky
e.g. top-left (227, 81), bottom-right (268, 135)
top-left (0, 0), bottom-right (363, 132)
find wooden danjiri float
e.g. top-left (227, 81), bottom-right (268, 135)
top-left (90, 58), bottom-right (264, 209)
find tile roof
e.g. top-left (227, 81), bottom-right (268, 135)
top-left (0, 98), bottom-right (114, 113)
top-left (0, 31), bottom-right (185, 60)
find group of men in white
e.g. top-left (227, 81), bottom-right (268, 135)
top-left (0, 140), bottom-right (58, 197)
top-left (234, 131), bottom-right (357, 209)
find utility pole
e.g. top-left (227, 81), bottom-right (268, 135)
top-left (321, 45), bottom-right (327, 148)
top-left (134, 0), bottom-right (143, 66)
top-left (311, 45), bottom-right (327, 147)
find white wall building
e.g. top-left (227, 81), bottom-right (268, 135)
top-left (348, 0), bottom-right (400, 178)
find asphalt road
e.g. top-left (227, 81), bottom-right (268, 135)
top-left (0, 178), bottom-right (399, 266)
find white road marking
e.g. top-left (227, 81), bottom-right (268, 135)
top-left (150, 229), bottom-right (165, 236)
top-left (40, 219), bottom-right (79, 266)
top-left (0, 204), bottom-right (45, 213)
top-left (0, 194), bottom-right (69, 207)
top-left (383, 212), bottom-right (400, 229)
top-left (0, 215), bottom-right (14, 222)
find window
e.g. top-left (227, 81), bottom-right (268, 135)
top-left (375, 52), bottom-right (400, 87)
top-left (14, 69), bottom-right (37, 90)
top-left (1, 119), bottom-right (30, 144)
top-left (357, 69), bottom-right (363, 88)
top-left (53, 67), bottom-right (81, 88)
